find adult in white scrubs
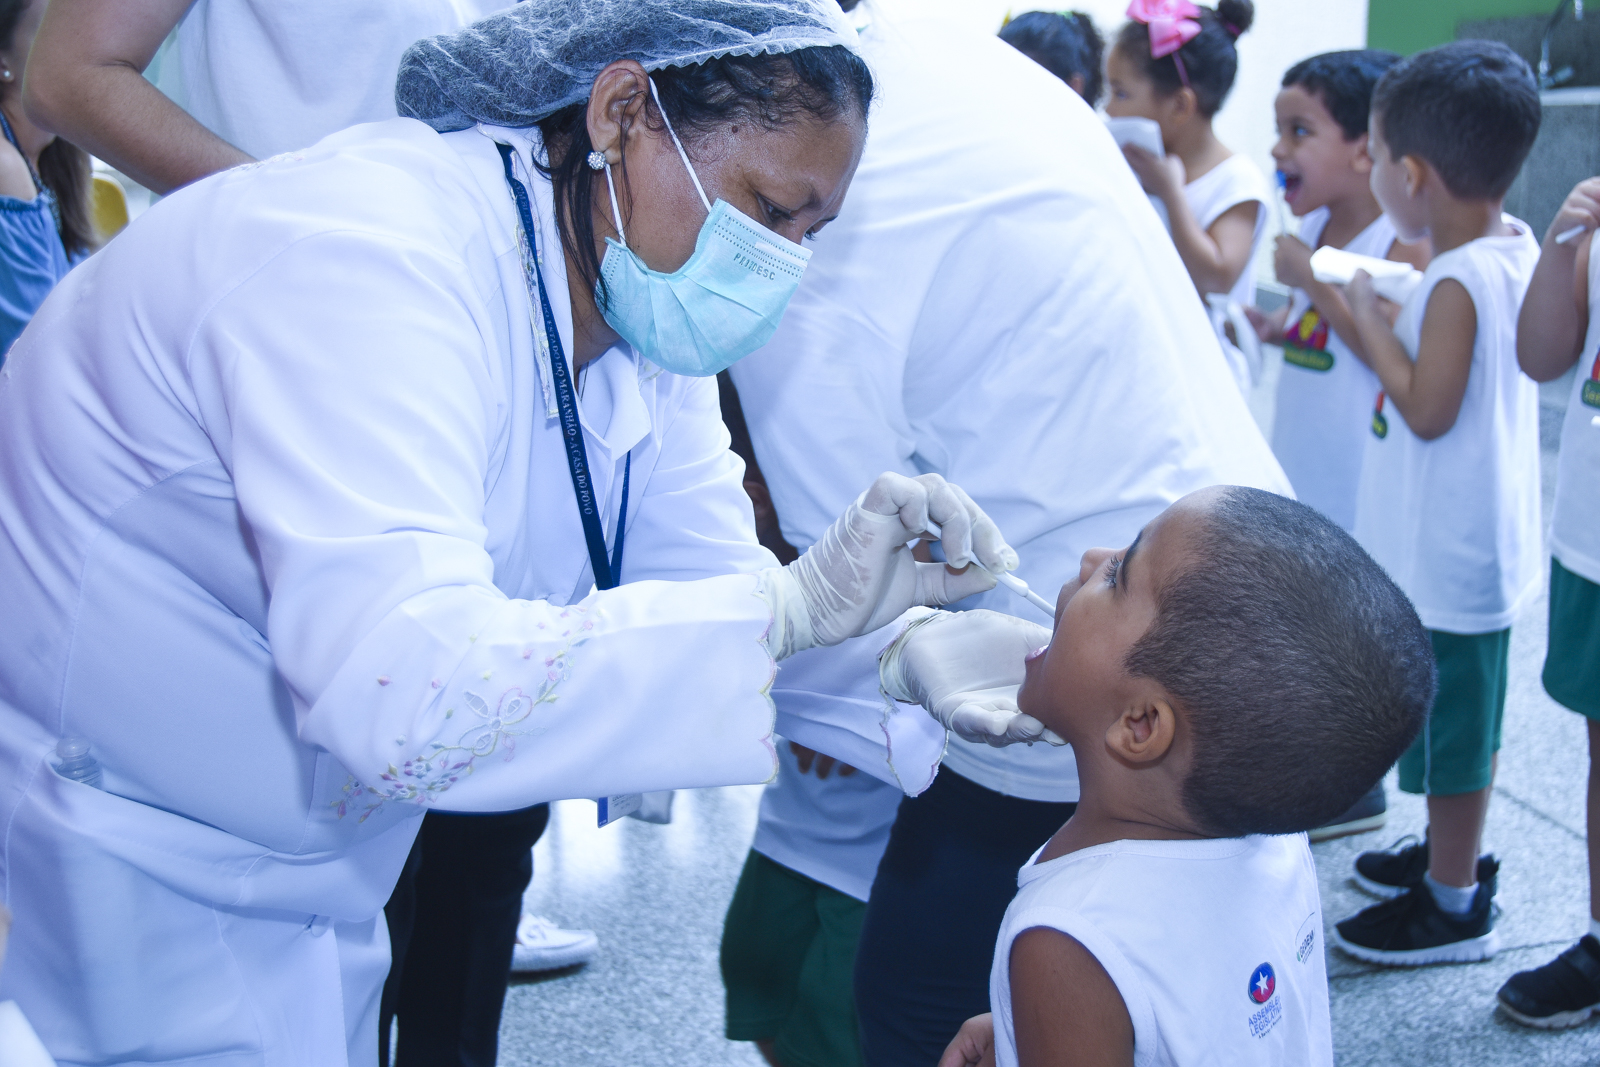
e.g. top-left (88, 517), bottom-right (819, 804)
top-left (728, 8), bottom-right (1291, 1064)
top-left (0, 3), bottom-right (1040, 1064)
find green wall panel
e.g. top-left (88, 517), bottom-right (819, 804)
top-left (1368, 0), bottom-right (1559, 53)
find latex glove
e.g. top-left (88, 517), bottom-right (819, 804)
top-left (761, 473), bottom-right (1017, 659)
top-left (880, 609), bottom-right (1064, 747)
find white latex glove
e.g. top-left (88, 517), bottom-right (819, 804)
top-left (760, 473), bottom-right (1017, 659)
top-left (879, 609), bottom-right (1064, 747)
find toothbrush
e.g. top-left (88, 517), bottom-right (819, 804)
top-left (919, 521), bottom-right (1055, 618)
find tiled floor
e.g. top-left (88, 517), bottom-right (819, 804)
top-left (495, 360), bottom-right (1600, 1065)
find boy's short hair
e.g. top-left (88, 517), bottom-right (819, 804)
top-left (1281, 49), bottom-right (1400, 141)
top-left (1371, 39), bottom-right (1541, 200)
top-left (1124, 488), bottom-right (1433, 837)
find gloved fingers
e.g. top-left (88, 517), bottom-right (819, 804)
top-left (1000, 712), bottom-right (1054, 747)
top-left (945, 702), bottom-right (1019, 745)
top-left (915, 474), bottom-right (975, 568)
top-left (913, 559), bottom-right (996, 606)
top-left (858, 472), bottom-right (929, 540)
top-left (943, 481), bottom-right (1018, 574)
top-left (1040, 727), bottom-right (1068, 746)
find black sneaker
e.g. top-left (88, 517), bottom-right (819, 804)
top-left (1498, 936), bottom-right (1600, 1029)
top-left (1351, 834), bottom-right (1496, 899)
top-left (1333, 859), bottom-right (1499, 966)
top-left (1309, 781), bottom-right (1387, 843)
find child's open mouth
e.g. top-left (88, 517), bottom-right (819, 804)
top-left (1278, 171), bottom-right (1303, 203)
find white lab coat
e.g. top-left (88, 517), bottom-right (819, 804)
top-left (0, 119), bottom-right (942, 1066)
top-left (730, 14), bottom-right (1291, 808)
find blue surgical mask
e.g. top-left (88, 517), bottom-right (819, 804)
top-left (596, 79), bottom-right (812, 377)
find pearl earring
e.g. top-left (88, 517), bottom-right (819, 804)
top-left (0, 68), bottom-right (11, 82)
top-left (586, 150), bottom-right (606, 171)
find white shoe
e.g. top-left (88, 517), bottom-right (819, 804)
top-left (510, 914), bottom-right (598, 973)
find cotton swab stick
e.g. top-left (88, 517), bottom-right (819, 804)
top-left (920, 521), bottom-right (1056, 617)
top-left (1556, 224), bottom-right (1589, 245)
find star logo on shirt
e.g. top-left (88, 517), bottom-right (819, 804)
top-left (1248, 962), bottom-right (1276, 1004)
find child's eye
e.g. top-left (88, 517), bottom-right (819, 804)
top-left (1103, 555), bottom-right (1123, 589)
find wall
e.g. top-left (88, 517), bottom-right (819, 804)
top-left (1367, 0), bottom-right (1559, 54)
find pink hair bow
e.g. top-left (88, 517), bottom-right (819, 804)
top-left (1126, 0), bottom-right (1201, 58)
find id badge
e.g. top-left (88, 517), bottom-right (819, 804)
top-left (596, 793), bottom-right (642, 827)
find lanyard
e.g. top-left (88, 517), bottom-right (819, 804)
top-left (497, 142), bottom-right (629, 590)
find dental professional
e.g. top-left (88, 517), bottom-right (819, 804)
top-left (0, 3), bottom-right (1038, 1064)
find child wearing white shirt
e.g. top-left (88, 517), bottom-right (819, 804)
top-left (1496, 176), bottom-right (1600, 1028)
top-left (1333, 41), bottom-right (1543, 967)
top-left (930, 486), bottom-right (1432, 1067)
top-left (1106, 0), bottom-right (1267, 394)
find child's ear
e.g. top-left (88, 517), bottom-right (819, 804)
top-left (1105, 691), bottom-right (1178, 765)
top-left (1350, 132), bottom-right (1373, 176)
top-left (1401, 154), bottom-right (1428, 198)
top-left (1170, 86), bottom-right (1198, 124)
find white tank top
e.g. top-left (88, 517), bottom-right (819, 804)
top-left (1352, 218), bottom-right (1543, 633)
top-left (1550, 231), bottom-right (1600, 586)
top-left (990, 834), bottom-right (1332, 1067)
top-left (1270, 209), bottom-right (1395, 532)
top-left (1184, 154), bottom-right (1270, 394)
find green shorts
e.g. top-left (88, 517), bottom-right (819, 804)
top-left (720, 850), bottom-right (866, 1067)
top-left (1544, 557), bottom-right (1600, 719)
top-left (1396, 627), bottom-right (1510, 797)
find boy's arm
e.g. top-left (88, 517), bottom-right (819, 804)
top-left (1011, 928), bottom-right (1135, 1067)
top-left (1518, 178), bottom-right (1598, 382)
top-left (1275, 235), bottom-right (1428, 359)
top-left (1347, 272), bottom-right (1476, 441)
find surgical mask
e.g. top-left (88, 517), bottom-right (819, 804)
top-left (596, 79), bottom-right (811, 376)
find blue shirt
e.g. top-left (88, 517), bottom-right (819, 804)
top-left (0, 185), bottom-right (71, 360)
top-left (0, 107), bottom-right (73, 363)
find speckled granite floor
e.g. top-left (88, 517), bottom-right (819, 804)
top-left (493, 362), bottom-right (1600, 1066)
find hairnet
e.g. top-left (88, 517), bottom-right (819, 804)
top-left (396, 0), bottom-right (862, 133)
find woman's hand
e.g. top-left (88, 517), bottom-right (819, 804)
top-left (938, 1013), bottom-right (996, 1067)
top-left (880, 610), bottom-right (1060, 746)
top-left (761, 472), bottom-right (1017, 658)
top-left (1121, 144), bottom-right (1184, 202)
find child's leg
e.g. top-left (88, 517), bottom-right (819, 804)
top-left (1496, 561), bottom-right (1600, 1026)
top-left (1418, 628), bottom-right (1510, 894)
top-left (1427, 768), bottom-right (1493, 888)
top-left (1589, 721), bottom-right (1600, 924)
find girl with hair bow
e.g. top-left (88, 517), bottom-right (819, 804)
top-left (1106, 0), bottom-right (1271, 396)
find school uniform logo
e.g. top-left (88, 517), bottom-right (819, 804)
top-left (1246, 961), bottom-right (1283, 1038)
top-left (1282, 310), bottom-right (1334, 372)
top-left (1583, 350), bottom-right (1600, 409)
top-left (1248, 962), bottom-right (1276, 1004)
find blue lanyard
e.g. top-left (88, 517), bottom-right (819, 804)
top-left (497, 142), bottom-right (629, 590)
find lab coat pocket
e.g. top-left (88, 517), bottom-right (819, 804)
top-left (3, 762), bottom-right (265, 1065)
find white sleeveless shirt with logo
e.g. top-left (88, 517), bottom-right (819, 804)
top-left (1550, 231), bottom-right (1600, 586)
top-left (1270, 208), bottom-right (1395, 531)
top-left (989, 835), bottom-right (1332, 1067)
top-left (1352, 218), bottom-right (1542, 634)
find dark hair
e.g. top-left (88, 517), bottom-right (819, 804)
top-left (536, 46), bottom-right (872, 312)
top-left (1281, 49), bottom-right (1401, 141)
top-left (999, 11), bottom-right (1105, 105)
top-left (0, 0), bottom-right (94, 257)
top-left (1123, 488), bottom-right (1433, 837)
top-left (1112, 0), bottom-right (1253, 117)
top-left (1371, 40), bottom-right (1540, 201)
